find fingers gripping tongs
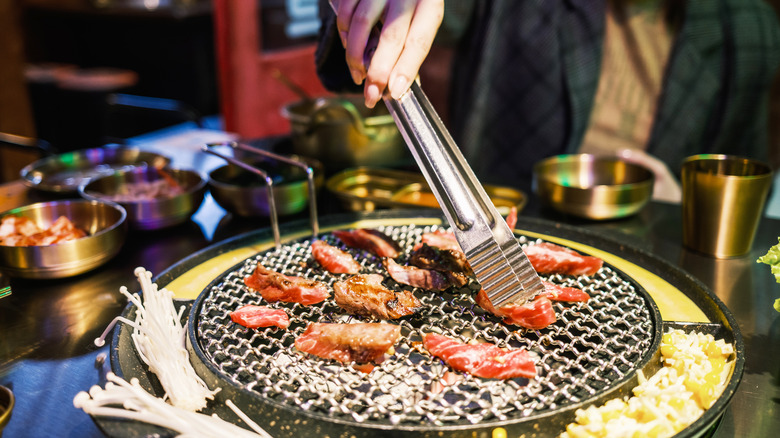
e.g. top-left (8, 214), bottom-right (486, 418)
top-left (384, 83), bottom-right (544, 306)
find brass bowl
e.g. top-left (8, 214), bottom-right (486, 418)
top-left (79, 167), bottom-right (207, 230)
top-left (326, 167), bottom-right (527, 215)
top-left (0, 199), bottom-right (127, 279)
top-left (20, 146), bottom-right (170, 194)
top-left (533, 154), bottom-right (654, 220)
top-left (207, 157), bottom-right (324, 217)
top-left (0, 385), bottom-right (13, 437)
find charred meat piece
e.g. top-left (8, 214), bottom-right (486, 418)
top-left (244, 263), bottom-right (329, 305)
top-left (524, 242), bottom-right (603, 276)
top-left (423, 333), bottom-right (536, 379)
top-left (333, 273), bottom-right (421, 320)
top-left (383, 258), bottom-right (459, 291)
top-left (294, 322), bottom-right (401, 365)
top-left (408, 243), bottom-right (472, 287)
top-left (332, 229), bottom-right (401, 259)
top-left (311, 240), bottom-right (361, 274)
top-left (230, 305), bottom-right (290, 329)
top-left (415, 205), bottom-right (514, 253)
top-left (476, 288), bottom-right (557, 330)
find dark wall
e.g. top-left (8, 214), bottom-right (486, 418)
top-left (21, 4), bottom-right (218, 149)
top-left (23, 6), bottom-right (218, 115)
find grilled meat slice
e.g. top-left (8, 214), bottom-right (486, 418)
top-left (408, 243), bottom-right (472, 287)
top-left (413, 230), bottom-right (462, 253)
top-left (230, 305), bottom-right (290, 329)
top-left (332, 229), bottom-right (401, 259)
top-left (475, 288), bottom-right (557, 330)
top-left (333, 273), bottom-right (421, 320)
top-left (244, 263), bottom-right (329, 305)
top-left (542, 281), bottom-right (590, 302)
top-left (294, 322), bottom-right (401, 364)
top-left (311, 240), bottom-right (361, 274)
top-left (423, 333), bottom-right (536, 379)
top-left (476, 281), bottom-right (588, 329)
top-left (383, 258), bottom-right (459, 291)
top-left (505, 206), bottom-right (517, 230)
top-left (524, 242), bottom-right (603, 276)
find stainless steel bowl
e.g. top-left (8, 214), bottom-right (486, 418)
top-left (20, 146), bottom-right (171, 194)
top-left (207, 157), bottom-right (323, 217)
top-left (0, 199), bottom-right (127, 279)
top-left (79, 167), bottom-right (207, 230)
top-left (533, 154), bottom-right (654, 220)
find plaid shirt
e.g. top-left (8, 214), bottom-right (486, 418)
top-left (316, 0), bottom-right (780, 187)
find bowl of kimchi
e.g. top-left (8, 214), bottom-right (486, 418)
top-left (0, 199), bottom-right (127, 279)
top-left (79, 166), bottom-right (207, 230)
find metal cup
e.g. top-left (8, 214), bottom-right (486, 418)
top-left (681, 154), bottom-right (773, 258)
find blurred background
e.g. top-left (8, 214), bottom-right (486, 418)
top-left (0, 0), bottom-right (459, 182)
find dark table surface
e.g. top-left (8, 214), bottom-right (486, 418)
top-left (1, 137), bottom-right (778, 437)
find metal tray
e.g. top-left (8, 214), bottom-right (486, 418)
top-left (100, 210), bottom-right (744, 438)
top-left (326, 168), bottom-right (526, 215)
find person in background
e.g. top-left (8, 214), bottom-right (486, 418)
top-left (316, 1), bottom-right (780, 202)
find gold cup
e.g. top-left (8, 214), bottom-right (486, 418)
top-left (681, 154), bottom-right (773, 258)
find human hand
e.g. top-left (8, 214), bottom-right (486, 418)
top-left (330, 0), bottom-right (444, 108)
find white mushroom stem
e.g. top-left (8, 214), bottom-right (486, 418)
top-left (74, 373), bottom-right (273, 438)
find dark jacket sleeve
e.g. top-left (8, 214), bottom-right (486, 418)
top-left (314, 0), bottom-right (476, 93)
top-left (315, 0), bottom-right (362, 93)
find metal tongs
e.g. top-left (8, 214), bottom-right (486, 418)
top-left (202, 142), bottom-right (319, 248)
top-left (329, 3), bottom-right (541, 306)
top-left (385, 83), bottom-right (544, 307)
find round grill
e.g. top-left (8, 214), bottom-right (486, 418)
top-left (189, 224), bottom-right (660, 435)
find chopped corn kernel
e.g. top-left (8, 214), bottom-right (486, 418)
top-left (559, 329), bottom-right (733, 438)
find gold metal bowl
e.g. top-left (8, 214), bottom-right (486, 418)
top-left (0, 385), bottom-right (13, 437)
top-left (207, 157), bottom-right (324, 217)
top-left (79, 167), bottom-right (207, 230)
top-left (326, 167), bottom-right (526, 215)
top-left (533, 154), bottom-right (654, 220)
top-left (0, 199), bottom-right (127, 279)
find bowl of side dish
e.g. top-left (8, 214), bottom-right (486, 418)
top-left (79, 166), bottom-right (207, 230)
top-left (20, 146), bottom-right (171, 194)
top-left (0, 199), bottom-right (127, 279)
top-left (207, 156), bottom-right (324, 217)
top-left (533, 154), bottom-right (654, 220)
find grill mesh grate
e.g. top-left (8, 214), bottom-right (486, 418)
top-left (194, 224), bottom-right (655, 427)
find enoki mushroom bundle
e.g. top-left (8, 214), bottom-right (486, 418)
top-left (74, 373), bottom-right (272, 438)
top-left (96, 267), bottom-right (217, 412)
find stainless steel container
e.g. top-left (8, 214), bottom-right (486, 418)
top-left (79, 166), bottom-right (207, 230)
top-left (0, 199), bottom-right (127, 279)
top-left (281, 95), bottom-right (410, 172)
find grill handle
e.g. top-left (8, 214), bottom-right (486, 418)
top-left (230, 142), bottom-right (319, 238)
top-left (203, 142), bottom-right (321, 247)
top-left (202, 144), bottom-right (281, 247)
